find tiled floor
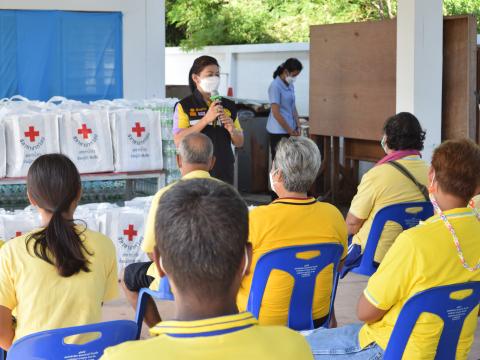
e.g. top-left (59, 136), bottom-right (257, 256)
top-left (103, 274), bottom-right (480, 358)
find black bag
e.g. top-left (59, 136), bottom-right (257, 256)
top-left (388, 161), bottom-right (429, 201)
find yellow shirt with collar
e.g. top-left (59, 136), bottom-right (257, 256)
top-left (141, 170), bottom-right (215, 290)
top-left (0, 227), bottom-right (118, 342)
top-left (359, 208), bottom-right (480, 359)
top-left (472, 194), bottom-right (480, 210)
top-left (350, 156), bottom-right (429, 262)
top-left (237, 198), bottom-right (348, 325)
top-left (101, 312), bottom-right (313, 360)
top-left (141, 170), bottom-right (214, 254)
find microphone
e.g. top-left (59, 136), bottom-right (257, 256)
top-left (210, 90), bottom-right (223, 126)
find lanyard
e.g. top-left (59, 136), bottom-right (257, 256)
top-left (430, 197), bottom-right (480, 272)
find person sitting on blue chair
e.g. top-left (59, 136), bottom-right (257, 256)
top-left (303, 138), bottom-right (480, 359)
top-left (102, 178), bottom-right (314, 360)
top-left (0, 154), bottom-right (118, 350)
top-left (342, 112), bottom-right (429, 276)
top-left (237, 136), bottom-right (348, 328)
top-left (121, 133), bottom-right (217, 327)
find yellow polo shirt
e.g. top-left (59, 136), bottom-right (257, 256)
top-left (359, 208), bottom-right (480, 359)
top-left (176, 103), bottom-right (242, 131)
top-left (141, 170), bottom-right (214, 254)
top-left (101, 312), bottom-right (313, 360)
top-left (350, 156), bottom-right (429, 262)
top-left (0, 227), bottom-right (118, 342)
top-left (472, 194), bottom-right (480, 210)
top-left (141, 170), bottom-right (215, 290)
top-left (237, 198), bottom-right (348, 325)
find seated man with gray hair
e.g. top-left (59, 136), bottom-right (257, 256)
top-left (237, 136), bottom-right (348, 327)
top-left (122, 132), bottom-right (217, 327)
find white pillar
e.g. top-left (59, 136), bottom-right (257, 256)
top-left (396, 0), bottom-right (443, 162)
top-left (145, 0), bottom-right (166, 98)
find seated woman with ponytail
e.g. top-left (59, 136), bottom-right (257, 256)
top-left (0, 154), bottom-right (118, 350)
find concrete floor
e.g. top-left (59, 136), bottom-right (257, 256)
top-left (103, 273), bottom-right (480, 358)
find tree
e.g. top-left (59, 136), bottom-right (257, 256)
top-left (166, 0), bottom-right (479, 49)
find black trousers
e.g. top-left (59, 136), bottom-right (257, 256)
top-left (268, 133), bottom-right (290, 161)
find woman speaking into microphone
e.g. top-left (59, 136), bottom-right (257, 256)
top-left (173, 55), bottom-right (244, 184)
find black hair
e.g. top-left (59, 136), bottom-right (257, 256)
top-left (155, 178), bottom-right (248, 299)
top-left (188, 55), bottom-right (220, 93)
top-left (383, 112), bottom-right (426, 151)
top-left (26, 154), bottom-right (92, 277)
top-left (273, 58), bottom-right (303, 79)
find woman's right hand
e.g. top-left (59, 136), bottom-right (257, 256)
top-left (289, 128), bottom-right (300, 136)
top-left (203, 100), bottom-right (222, 125)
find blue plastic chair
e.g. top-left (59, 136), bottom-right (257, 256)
top-left (158, 277), bottom-right (174, 301)
top-left (384, 281), bottom-right (480, 359)
top-left (352, 201), bottom-right (433, 276)
top-left (7, 320), bottom-right (137, 360)
top-left (246, 243), bottom-right (344, 331)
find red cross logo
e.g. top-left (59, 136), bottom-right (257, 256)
top-left (131, 122), bottom-right (146, 137)
top-left (24, 126), bottom-right (40, 142)
top-left (15, 231), bottom-right (22, 237)
top-left (123, 225), bottom-right (138, 241)
top-left (77, 124), bottom-right (93, 139)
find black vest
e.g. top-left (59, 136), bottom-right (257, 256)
top-left (178, 90), bottom-right (238, 184)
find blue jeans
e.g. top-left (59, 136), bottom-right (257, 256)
top-left (302, 324), bottom-right (384, 359)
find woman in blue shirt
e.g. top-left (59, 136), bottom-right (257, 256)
top-left (267, 58), bottom-right (303, 159)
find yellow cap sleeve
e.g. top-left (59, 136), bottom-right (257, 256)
top-left (174, 103), bottom-right (190, 133)
top-left (0, 245), bottom-right (17, 310)
top-left (141, 185), bottom-right (173, 254)
top-left (349, 169), bottom-right (378, 220)
top-left (234, 117), bottom-right (243, 131)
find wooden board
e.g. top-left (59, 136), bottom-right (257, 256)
top-left (477, 46), bottom-right (480, 143)
top-left (309, 20), bottom-right (396, 140)
top-left (442, 16), bottom-right (478, 140)
top-left (344, 138), bottom-right (384, 162)
top-left (310, 16), bottom-right (478, 143)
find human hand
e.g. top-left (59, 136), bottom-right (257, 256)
top-left (289, 128), bottom-right (300, 136)
top-left (203, 100), bottom-right (223, 125)
top-left (220, 114), bottom-right (235, 132)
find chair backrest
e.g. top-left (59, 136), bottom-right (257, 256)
top-left (246, 243), bottom-right (344, 331)
top-left (7, 320), bottom-right (137, 360)
top-left (384, 281), bottom-right (480, 360)
top-left (134, 287), bottom-right (168, 339)
top-left (158, 277), bottom-right (174, 301)
top-left (353, 201), bottom-right (433, 276)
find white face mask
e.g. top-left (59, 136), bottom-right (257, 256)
top-left (159, 256), bottom-right (166, 274)
top-left (381, 135), bottom-right (388, 154)
top-left (199, 76), bottom-right (220, 93)
top-left (269, 167), bottom-right (279, 194)
top-left (285, 75), bottom-right (296, 85)
top-left (241, 247), bottom-right (249, 278)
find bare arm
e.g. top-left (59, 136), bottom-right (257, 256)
top-left (293, 106), bottom-right (301, 129)
top-left (0, 306), bottom-right (14, 350)
top-left (229, 128), bottom-right (244, 147)
top-left (220, 115), bottom-right (244, 147)
top-left (357, 293), bottom-right (388, 323)
top-left (271, 104), bottom-right (297, 135)
top-left (346, 212), bottom-right (366, 235)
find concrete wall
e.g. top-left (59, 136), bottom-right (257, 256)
top-left (166, 43), bottom-right (310, 116)
top-left (0, 0), bottom-right (165, 99)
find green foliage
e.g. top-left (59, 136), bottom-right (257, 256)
top-left (443, 0), bottom-right (480, 30)
top-left (166, 0), bottom-right (479, 50)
